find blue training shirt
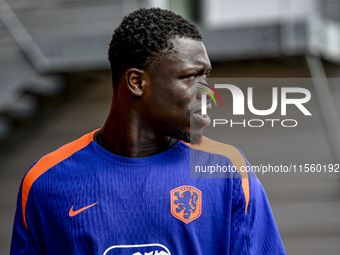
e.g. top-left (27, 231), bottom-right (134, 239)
top-left (11, 130), bottom-right (286, 254)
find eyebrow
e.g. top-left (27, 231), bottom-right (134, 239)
top-left (183, 66), bottom-right (212, 73)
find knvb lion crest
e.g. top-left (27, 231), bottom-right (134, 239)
top-left (170, 185), bottom-right (202, 224)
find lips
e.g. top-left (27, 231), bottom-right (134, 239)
top-left (193, 113), bottom-right (211, 127)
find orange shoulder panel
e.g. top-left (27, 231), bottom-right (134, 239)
top-left (22, 130), bottom-right (97, 229)
top-left (186, 136), bottom-right (250, 215)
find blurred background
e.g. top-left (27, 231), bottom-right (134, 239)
top-left (1, 0), bottom-right (340, 254)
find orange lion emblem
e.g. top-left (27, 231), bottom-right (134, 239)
top-left (170, 185), bottom-right (202, 224)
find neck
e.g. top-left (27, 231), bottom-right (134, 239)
top-left (100, 101), bottom-right (172, 158)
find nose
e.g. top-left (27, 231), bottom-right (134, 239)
top-left (196, 82), bottom-right (214, 102)
top-left (196, 87), bottom-right (204, 99)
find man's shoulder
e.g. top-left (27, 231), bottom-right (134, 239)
top-left (30, 130), bottom-right (97, 174)
top-left (24, 129), bottom-right (97, 188)
top-left (20, 130), bottom-right (97, 229)
top-left (187, 136), bottom-right (247, 172)
top-left (188, 136), bottom-right (250, 214)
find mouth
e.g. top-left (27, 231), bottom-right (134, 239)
top-left (193, 113), bottom-right (211, 127)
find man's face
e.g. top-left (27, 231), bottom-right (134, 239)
top-left (142, 37), bottom-right (212, 144)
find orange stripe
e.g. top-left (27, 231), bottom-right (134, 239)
top-left (22, 130), bottom-right (97, 229)
top-left (184, 136), bottom-right (250, 215)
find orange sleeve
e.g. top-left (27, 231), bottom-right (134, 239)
top-left (22, 130), bottom-right (97, 229)
top-left (185, 136), bottom-right (250, 215)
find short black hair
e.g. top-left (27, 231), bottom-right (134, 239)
top-left (108, 8), bottom-right (202, 85)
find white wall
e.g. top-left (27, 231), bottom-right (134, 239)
top-left (203, 0), bottom-right (318, 28)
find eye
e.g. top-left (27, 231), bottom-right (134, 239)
top-left (203, 72), bottom-right (211, 80)
top-left (186, 74), bottom-right (198, 79)
top-left (182, 70), bottom-right (211, 81)
top-left (181, 74), bottom-right (198, 84)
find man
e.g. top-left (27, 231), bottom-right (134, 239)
top-left (11, 8), bottom-right (286, 254)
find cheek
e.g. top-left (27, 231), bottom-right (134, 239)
top-left (174, 89), bottom-right (192, 112)
top-left (164, 83), bottom-right (191, 109)
top-left (189, 86), bottom-right (200, 109)
top-left (149, 79), bottom-right (192, 117)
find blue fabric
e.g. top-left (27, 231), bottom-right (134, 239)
top-left (11, 132), bottom-right (286, 254)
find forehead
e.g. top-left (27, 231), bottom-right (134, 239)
top-left (170, 37), bottom-right (211, 71)
top-left (149, 37), bottom-right (210, 75)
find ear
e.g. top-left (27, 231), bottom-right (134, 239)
top-left (125, 68), bottom-right (147, 97)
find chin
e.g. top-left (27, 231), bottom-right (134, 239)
top-left (172, 128), bottom-right (203, 145)
top-left (189, 133), bottom-right (203, 144)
